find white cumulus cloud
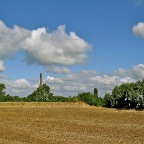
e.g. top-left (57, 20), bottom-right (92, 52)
top-left (114, 64), bottom-right (144, 80)
top-left (0, 20), bottom-right (30, 59)
top-left (44, 76), bottom-right (64, 84)
top-left (0, 20), bottom-right (91, 72)
top-left (22, 25), bottom-right (91, 66)
top-left (11, 79), bottom-right (31, 89)
top-left (5, 78), bottom-right (38, 97)
top-left (46, 66), bottom-right (72, 74)
top-left (0, 60), bottom-right (5, 71)
top-left (132, 22), bottom-right (144, 38)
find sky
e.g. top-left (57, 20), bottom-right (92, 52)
top-left (0, 0), bottom-right (144, 97)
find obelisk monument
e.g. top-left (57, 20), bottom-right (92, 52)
top-left (40, 73), bottom-right (42, 87)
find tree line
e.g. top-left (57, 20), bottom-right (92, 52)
top-left (0, 79), bottom-right (144, 110)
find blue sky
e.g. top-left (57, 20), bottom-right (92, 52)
top-left (0, 0), bottom-right (144, 97)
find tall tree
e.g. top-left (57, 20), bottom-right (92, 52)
top-left (0, 84), bottom-right (6, 96)
top-left (94, 88), bottom-right (98, 96)
top-left (0, 84), bottom-right (6, 102)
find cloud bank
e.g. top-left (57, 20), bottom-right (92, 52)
top-left (2, 65), bottom-right (141, 97)
top-left (2, 63), bottom-right (143, 97)
top-left (0, 20), bottom-right (91, 72)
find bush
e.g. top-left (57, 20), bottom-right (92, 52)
top-left (77, 92), bottom-right (103, 106)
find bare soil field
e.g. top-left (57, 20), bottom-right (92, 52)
top-left (0, 102), bottom-right (144, 144)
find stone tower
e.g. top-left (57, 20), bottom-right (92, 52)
top-left (40, 73), bottom-right (42, 87)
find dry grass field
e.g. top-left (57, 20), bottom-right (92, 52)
top-left (0, 102), bottom-right (144, 144)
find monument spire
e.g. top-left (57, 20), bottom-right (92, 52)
top-left (40, 72), bottom-right (42, 87)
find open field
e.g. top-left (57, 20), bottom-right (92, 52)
top-left (0, 102), bottom-right (144, 144)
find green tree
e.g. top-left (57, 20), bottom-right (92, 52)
top-left (27, 84), bottom-right (53, 102)
top-left (103, 80), bottom-right (144, 109)
top-left (94, 88), bottom-right (98, 96)
top-left (103, 93), bottom-right (112, 108)
top-left (0, 84), bottom-right (6, 102)
top-left (0, 84), bottom-right (6, 96)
